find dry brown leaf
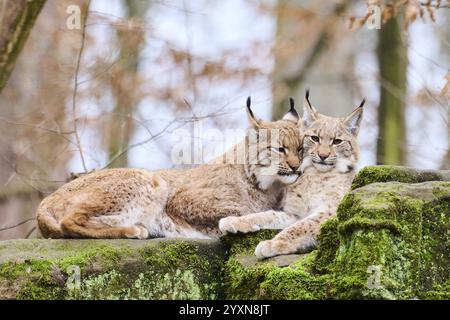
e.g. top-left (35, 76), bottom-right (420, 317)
top-left (382, 4), bottom-right (396, 24)
top-left (440, 73), bottom-right (450, 97)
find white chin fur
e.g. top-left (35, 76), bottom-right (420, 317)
top-left (313, 163), bottom-right (333, 172)
top-left (336, 157), bottom-right (354, 173)
top-left (300, 157), bottom-right (313, 172)
top-left (301, 156), bottom-right (333, 172)
top-left (257, 174), bottom-right (276, 190)
top-left (277, 174), bottom-right (299, 185)
top-left (256, 166), bottom-right (299, 189)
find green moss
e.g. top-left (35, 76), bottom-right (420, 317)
top-left (334, 181), bottom-right (449, 299)
top-left (139, 241), bottom-right (224, 299)
top-left (259, 252), bottom-right (330, 300)
top-left (419, 199), bottom-right (449, 294)
top-left (338, 217), bottom-right (401, 235)
top-left (0, 239), bottom-right (226, 300)
top-left (222, 179), bottom-right (449, 300)
top-left (223, 251), bottom-right (328, 300)
top-left (221, 230), bottom-right (333, 300)
top-left (1, 168), bottom-right (449, 300)
top-left (224, 257), bottom-right (276, 299)
top-left (418, 281), bottom-right (450, 300)
top-left (352, 165), bottom-right (449, 190)
top-left (313, 218), bottom-right (339, 274)
top-left (221, 230), bottom-right (279, 256)
top-left (65, 268), bottom-right (210, 300)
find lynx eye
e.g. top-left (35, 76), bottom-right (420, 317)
top-left (310, 136), bottom-right (320, 143)
top-left (332, 138), bottom-right (343, 145)
top-left (277, 147), bottom-right (286, 153)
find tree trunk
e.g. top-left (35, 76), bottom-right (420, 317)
top-left (0, 0), bottom-right (46, 92)
top-left (442, 106), bottom-right (450, 169)
top-left (376, 17), bottom-right (408, 165)
top-left (107, 0), bottom-right (150, 168)
top-left (271, 0), bottom-right (349, 120)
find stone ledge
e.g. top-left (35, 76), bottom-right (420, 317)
top-left (222, 180), bottom-right (450, 300)
top-left (0, 238), bottom-right (226, 300)
top-left (351, 165), bottom-right (450, 190)
top-left (1, 166), bottom-right (449, 300)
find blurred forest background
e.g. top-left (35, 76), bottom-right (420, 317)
top-left (0, 0), bottom-right (449, 239)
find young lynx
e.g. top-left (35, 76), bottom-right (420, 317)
top-left (37, 98), bottom-right (303, 239)
top-left (219, 91), bottom-right (364, 259)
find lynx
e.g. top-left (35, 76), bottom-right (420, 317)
top-left (219, 91), bottom-right (364, 259)
top-left (37, 98), bottom-right (303, 239)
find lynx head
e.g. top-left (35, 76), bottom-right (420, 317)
top-left (245, 97), bottom-right (303, 189)
top-left (300, 90), bottom-right (365, 173)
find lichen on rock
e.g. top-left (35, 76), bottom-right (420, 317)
top-left (327, 180), bottom-right (449, 299)
top-left (0, 166), bottom-right (448, 300)
top-left (221, 176), bottom-right (449, 300)
top-left (351, 165), bottom-right (450, 190)
top-left (0, 239), bottom-right (226, 300)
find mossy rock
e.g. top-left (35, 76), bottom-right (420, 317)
top-left (222, 180), bottom-right (449, 300)
top-left (222, 230), bottom-right (332, 299)
top-left (352, 165), bottom-right (450, 190)
top-left (1, 166), bottom-right (449, 300)
top-left (333, 181), bottom-right (449, 299)
top-left (0, 239), bottom-right (226, 300)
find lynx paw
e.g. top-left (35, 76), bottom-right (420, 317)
top-left (255, 239), bottom-right (293, 259)
top-left (126, 225), bottom-right (149, 239)
top-left (255, 236), bottom-right (317, 259)
top-left (219, 217), bottom-right (260, 234)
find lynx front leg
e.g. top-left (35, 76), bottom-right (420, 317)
top-left (219, 210), bottom-right (296, 235)
top-left (255, 211), bottom-right (332, 259)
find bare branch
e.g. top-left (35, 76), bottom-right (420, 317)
top-left (0, 217), bottom-right (36, 232)
top-left (419, 1), bottom-right (450, 9)
top-left (71, 1), bottom-right (91, 173)
top-left (25, 226), bottom-right (37, 239)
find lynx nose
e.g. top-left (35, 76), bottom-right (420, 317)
top-left (318, 153), bottom-right (329, 161)
top-left (289, 164), bottom-right (299, 172)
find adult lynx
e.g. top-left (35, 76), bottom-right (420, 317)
top-left (37, 98), bottom-right (303, 239)
top-left (219, 91), bottom-right (364, 259)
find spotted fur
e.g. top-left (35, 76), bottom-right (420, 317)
top-left (37, 98), bottom-right (302, 239)
top-left (219, 91), bottom-right (364, 259)
top-left (254, 92), bottom-right (364, 259)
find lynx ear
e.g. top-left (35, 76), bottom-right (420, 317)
top-left (246, 96), bottom-right (261, 129)
top-left (344, 99), bottom-right (365, 136)
top-left (303, 89), bottom-right (318, 127)
top-left (282, 97), bottom-right (299, 123)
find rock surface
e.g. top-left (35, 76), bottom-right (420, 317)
top-left (351, 165), bottom-right (450, 189)
top-left (0, 239), bottom-right (225, 299)
top-left (0, 165), bottom-right (449, 300)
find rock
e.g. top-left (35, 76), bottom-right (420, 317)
top-left (235, 254), bottom-right (307, 268)
top-left (221, 230), bottom-right (328, 300)
top-left (351, 165), bottom-right (450, 190)
top-left (1, 166), bottom-right (449, 300)
top-left (333, 181), bottom-right (449, 299)
top-left (0, 239), bottom-right (226, 300)
top-left (222, 179), bottom-right (449, 300)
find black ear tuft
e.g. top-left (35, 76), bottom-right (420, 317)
top-left (289, 97), bottom-right (295, 109)
top-left (305, 89), bottom-right (312, 108)
top-left (358, 98), bottom-right (366, 109)
top-left (282, 97), bottom-right (299, 122)
top-left (288, 97), bottom-right (299, 118)
top-left (246, 96), bottom-right (255, 118)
